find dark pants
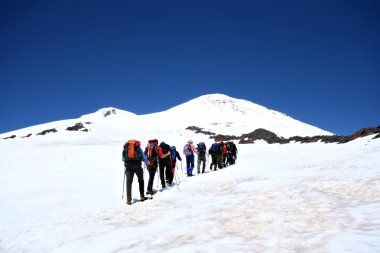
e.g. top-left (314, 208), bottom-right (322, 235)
top-left (197, 155), bottom-right (206, 173)
top-left (147, 163), bottom-right (157, 193)
top-left (222, 153), bottom-right (228, 167)
top-left (210, 154), bottom-right (222, 170)
top-left (230, 151), bottom-right (237, 164)
top-left (125, 161), bottom-right (144, 201)
top-left (228, 152), bottom-right (235, 165)
top-left (159, 159), bottom-right (173, 187)
top-left (172, 161), bottom-right (177, 173)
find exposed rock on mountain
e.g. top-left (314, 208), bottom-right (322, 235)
top-left (37, 129), bottom-right (58, 136)
top-left (186, 126), bottom-right (216, 136)
top-left (103, 109), bottom-right (117, 117)
top-left (240, 129), bottom-right (284, 144)
top-left (211, 125), bottom-right (380, 144)
top-left (350, 126), bottom-right (380, 141)
top-left (66, 123), bottom-right (88, 132)
top-left (213, 134), bottom-right (239, 142)
top-left (3, 135), bottom-right (16, 139)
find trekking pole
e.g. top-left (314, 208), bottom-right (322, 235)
top-left (207, 156), bottom-right (210, 173)
top-left (176, 164), bottom-right (185, 182)
top-left (180, 161), bottom-right (186, 181)
top-left (156, 164), bottom-right (160, 189)
top-left (176, 164), bottom-right (183, 181)
top-left (181, 164), bottom-right (185, 181)
top-left (173, 169), bottom-right (180, 191)
top-left (122, 166), bottom-right (126, 199)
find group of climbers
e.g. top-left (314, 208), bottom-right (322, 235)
top-left (122, 138), bottom-right (237, 205)
top-left (208, 141), bottom-right (238, 171)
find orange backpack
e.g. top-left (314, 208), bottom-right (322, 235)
top-left (123, 140), bottom-right (141, 161)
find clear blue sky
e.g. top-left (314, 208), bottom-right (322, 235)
top-left (1, 0), bottom-right (379, 135)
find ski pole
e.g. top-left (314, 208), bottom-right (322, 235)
top-left (176, 163), bottom-right (183, 182)
top-left (176, 164), bottom-right (183, 181)
top-left (179, 161), bottom-right (185, 181)
top-left (180, 164), bottom-right (184, 181)
top-left (156, 163), bottom-right (160, 189)
top-left (173, 168), bottom-right (180, 191)
top-left (122, 166), bottom-right (126, 199)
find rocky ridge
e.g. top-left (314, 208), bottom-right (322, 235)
top-left (186, 125), bottom-right (380, 144)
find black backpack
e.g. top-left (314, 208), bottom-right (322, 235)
top-left (226, 142), bottom-right (232, 152)
top-left (197, 142), bottom-right (206, 156)
top-left (160, 142), bottom-right (171, 159)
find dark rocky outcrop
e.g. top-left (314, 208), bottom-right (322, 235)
top-left (237, 125), bottom-right (380, 144)
top-left (37, 128), bottom-right (58, 135)
top-left (186, 126), bottom-right (216, 136)
top-left (190, 125), bottom-right (380, 145)
top-left (104, 109), bottom-right (116, 117)
top-left (3, 135), bottom-right (16, 139)
top-left (21, 133), bottom-right (32, 138)
top-left (349, 126), bottom-right (380, 142)
top-left (239, 128), bottom-right (284, 144)
top-left (214, 134), bottom-right (239, 142)
top-left (282, 135), bottom-right (350, 144)
top-left (66, 123), bottom-right (88, 131)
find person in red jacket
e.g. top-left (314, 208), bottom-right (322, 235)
top-left (221, 142), bottom-right (228, 167)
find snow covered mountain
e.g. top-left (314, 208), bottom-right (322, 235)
top-left (0, 94), bottom-right (332, 143)
top-left (1, 94), bottom-right (379, 252)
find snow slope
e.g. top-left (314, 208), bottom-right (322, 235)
top-left (0, 126), bottom-right (379, 252)
top-left (1, 93), bottom-right (379, 252)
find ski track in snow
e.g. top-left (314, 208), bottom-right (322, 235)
top-left (1, 136), bottom-right (380, 252)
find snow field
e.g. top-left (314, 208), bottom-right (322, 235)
top-left (1, 135), bottom-right (380, 252)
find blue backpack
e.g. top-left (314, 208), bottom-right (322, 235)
top-left (171, 146), bottom-right (177, 161)
top-left (210, 143), bottom-right (219, 153)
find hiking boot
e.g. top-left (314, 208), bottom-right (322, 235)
top-left (140, 196), bottom-right (148, 201)
top-left (146, 190), bottom-right (153, 195)
top-left (127, 199), bottom-right (132, 205)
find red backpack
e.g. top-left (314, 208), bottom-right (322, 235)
top-left (147, 139), bottom-right (158, 165)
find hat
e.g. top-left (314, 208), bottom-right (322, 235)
top-left (188, 140), bottom-right (193, 144)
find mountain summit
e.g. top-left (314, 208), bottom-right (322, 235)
top-left (138, 93), bottom-right (332, 137)
top-left (0, 94), bottom-right (331, 140)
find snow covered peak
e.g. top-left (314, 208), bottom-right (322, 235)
top-left (0, 93), bottom-right (332, 140)
top-left (188, 93), bottom-right (245, 107)
top-left (80, 107), bottom-right (137, 120)
top-left (175, 93), bottom-right (273, 115)
top-left (168, 93), bottom-right (255, 115)
top-left (160, 93), bottom-right (332, 137)
top-left (197, 93), bottom-right (237, 102)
